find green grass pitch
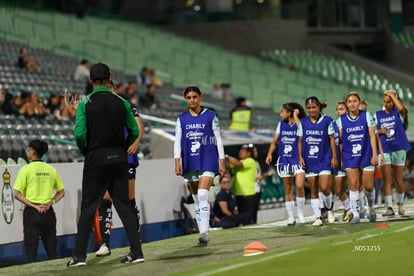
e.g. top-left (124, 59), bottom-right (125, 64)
top-left (2, 204), bottom-right (413, 276)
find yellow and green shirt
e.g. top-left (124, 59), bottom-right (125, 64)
top-left (13, 161), bottom-right (64, 205)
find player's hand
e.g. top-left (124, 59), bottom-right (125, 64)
top-left (265, 155), bottom-right (272, 165)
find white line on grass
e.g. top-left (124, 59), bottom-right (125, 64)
top-left (394, 224), bottom-right (414, 232)
top-left (198, 222), bottom-right (414, 275)
top-left (196, 249), bottom-right (306, 276)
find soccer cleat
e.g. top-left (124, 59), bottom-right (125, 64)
top-left (197, 234), bottom-right (209, 246)
top-left (327, 210), bottom-right (336, 224)
top-left (287, 217), bottom-right (296, 226)
top-left (398, 203), bottom-right (405, 216)
top-left (367, 208), bottom-right (377, 222)
top-left (359, 208), bottom-right (367, 219)
top-left (342, 209), bottom-right (352, 223)
top-left (349, 213), bottom-right (360, 224)
top-left (120, 252), bottom-right (144, 264)
top-left (382, 207), bottom-right (395, 217)
top-left (312, 218), bottom-right (323, 226)
top-left (67, 256), bottom-right (86, 267)
top-left (95, 243), bottom-right (111, 257)
top-left (298, 213), bottom-right (306, 224)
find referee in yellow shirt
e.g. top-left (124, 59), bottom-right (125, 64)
top-left (14, 139), bottom-right (65, 263)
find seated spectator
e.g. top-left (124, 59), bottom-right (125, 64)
top-left (137, 67), bottom-right (152, 90)
top-left (210, 83), bottom-right (223, 100)
top-left (17, 47), bottom-right (42, 73)
top-left (221, 83), bottom-right (234, 102)
top-left (211, 174), bottom-right (251, 229)
top-left (1, 92), bottom-right (20, 116)
top-left (139, 83), bottom-right (164, 110)
top-left (19, 92), bottom-right (47, 118)
top-left (148, 68), bottom-right (163, 87)
top-left (74, 59), bottom-right (90, 82)
top-left (126, 81), bottom-right (138, 99)
top-left (60, 94), bottom-right (77, 119)
top-left (46, 94), bottom-right (60, 118)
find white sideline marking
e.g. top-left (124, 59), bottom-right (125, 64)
top-left (196, 249), bottom-right (305, 276)
top-left (199, 221), bottom-right (414, 275)
top-left (394, 224), bottom-right (414, 232)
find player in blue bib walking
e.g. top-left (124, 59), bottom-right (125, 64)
top-left (374, 90), bottom-right (410, 217)
top-left (336, 92), bottom-right (378, 224)
top-left (298, 96), bottom-right (338, 226)
top-left (174, 86), bottom-right (226, 245)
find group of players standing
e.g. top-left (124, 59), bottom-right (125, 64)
top-left (265, 90), bottom-right (410, 226)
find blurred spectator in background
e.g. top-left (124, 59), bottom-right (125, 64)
top-left (221, 83), bottom-right (234, 102)
top-left (17, 47), bottom-right (42, 73)
top-left (229, 96), bottom-right (252, 131)
top-left (126, 81), bottom-right (138, 100)
top-left (149, 68), bottom-right (163, 87)
top-left (210, 83), bottom-right (223, 100)
top-left (19, 92), bottom-right (47, 118)
top-left (74, 59), bottom-right (90, 82)
top-left (60, 94), bottom-right (77, 119)
top-left (137, 67), bottom-right (152, 91)
top-left (1, 92), bottom-right (20, 116)
top-left (46, 94), bottom-right (61, 118)
top-left (139, 83), bottom-right (164, 110)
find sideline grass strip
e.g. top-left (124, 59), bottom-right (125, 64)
top-left (1, 218), bottom-right (413, 276)
top-left (176, 220), bottom-right (414, 276)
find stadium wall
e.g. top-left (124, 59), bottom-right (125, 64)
top-left (0, 160), bottom-right (187, 266)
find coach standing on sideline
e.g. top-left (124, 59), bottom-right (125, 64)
top-left (67, 63), bottom-right (144, 266)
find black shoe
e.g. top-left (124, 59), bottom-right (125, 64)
top-left (120, 252), bottom-right (144, 264)
top-left (197, 235), bottom-right (209, 246)
top-left (67, 256), bottom-right (86, 267)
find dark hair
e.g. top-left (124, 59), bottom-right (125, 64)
top-left (305, 96), bottom-right (327, 111)
top-left (345, 91), bottom-right (361, 102)
top-left (29, 139), bottom-right (48, 157)
top-left (183, 86), bottom-right (201, 96)
top-left (236, 97), bottom-right (246, 106)
top-left (283, 102), bottom-right (306, 119)
top-left (80, 59), bottom-right (89, 65)
top-left (219, 174), bottom-right (231, 183)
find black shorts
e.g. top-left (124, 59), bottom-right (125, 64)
top-left (128, 164), bottom-right (136, 180)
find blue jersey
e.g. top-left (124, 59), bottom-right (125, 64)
top-left (178, 109), bottom-right (220, 175)
top-left (276, 120), bottom-right (301, 172)
top-left (375, 108), bottom-right (410, 153)
top-left (125, 103), bottom-right (140, 168)
top-left (332, 120), bottom-right (341, 175)
top-left (299, 115), bottom-right (334, 172)
top-left (338, 110), bottom-right (372, 169)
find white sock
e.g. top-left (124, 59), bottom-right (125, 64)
top-left (359, 191), bottom-right (366, 210)
top-left (197, 189), bottom-right (210, 235)
top-left (349, 191), bottom-right (360, 217)
top-left (396, 193), bottom-right (405, 205)
top-left (384, 195), bottom-right (392, 208)
top-left (323, 193), bottom-right (333, 210)
top-left (365, 189), bottom-right (375, 208)
top-left (296, 197), bottom-right (305, 216)
top-left (311, 198), bottom-right (321, 219)
top-left (318, 192), bottom-right (324, 208)
top-left (285, 201), bottom-right (295, 220)
top-left (342, 198), bottom-right (350, 210)
top-left (192, 194), bottom-right (201, 229)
